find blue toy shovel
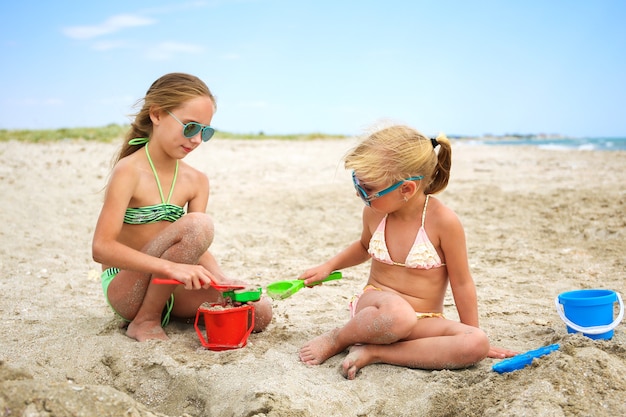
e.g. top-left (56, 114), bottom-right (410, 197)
top-left (492, 344), bottom-right (560, 373)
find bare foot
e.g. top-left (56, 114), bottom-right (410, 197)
top-left (299, 328), bottom-right (344, 365)
top-left (341, 345), bottom-right (372, 380)
top-left (126, 319), bottom-right (169, 342)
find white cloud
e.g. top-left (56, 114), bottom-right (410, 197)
top-left (62, 14), bottom-right (156, 40)
top-left (145, 42), bottom-right (206, 61)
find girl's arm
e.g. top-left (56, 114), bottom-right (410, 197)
top-left (92, 162), bottom-right (208, 283)
top-left (186, 168), bottom-right (237, 284)
top-left (198, 250), bottom-right (230, 282)
top-left (441, 207), bottom-right (518, 359)
top-left (300, 240), bottom-right (370, 285)
top-left (439, 210), bottom-right (480, 327)
top-left (186, 167), bottom-right (210, 213)
top-left (300, 207), bottom-right (373, 285)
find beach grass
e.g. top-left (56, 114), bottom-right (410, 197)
top-left (0, 125), bottom-right (346, 143)
top-left (0, 124), bottom-right (127, 143)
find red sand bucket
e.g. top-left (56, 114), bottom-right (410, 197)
top-left (194, 304), bottom-right (255, 351)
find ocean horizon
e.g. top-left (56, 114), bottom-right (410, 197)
top-left (459, 136), bottom-right (626, 151)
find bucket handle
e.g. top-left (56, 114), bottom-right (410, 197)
top-left (554, 292), bottom-right (624, 335)
top-left (194, 311), bottom-right (209, 347)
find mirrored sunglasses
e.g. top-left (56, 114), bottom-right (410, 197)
top-left (351, 171), bottom-right (424, 206)
top-left (167, 111), bottom-right (215, 142)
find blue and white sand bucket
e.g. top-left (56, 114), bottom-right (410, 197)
top-left (555, 289), bottom-right (624, 340)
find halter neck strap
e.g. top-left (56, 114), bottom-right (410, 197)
top-left (144, 145), bottom-right (179, 204)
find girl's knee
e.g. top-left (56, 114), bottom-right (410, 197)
top-left (252, 297), bottom-right (273, 332)
top-left (185, 212), bottom-right (214, 230)
top-left (383, 303), bottom-right (418, 338)
top-left (181, 213), bottom-right (215, 244)
top-left (465, 327), bottom-right (490, 363)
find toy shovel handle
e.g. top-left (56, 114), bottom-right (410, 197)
top-left (153, 277), bottom-right (245, 291)
top-left (153, 278), bottom-right (183, 285)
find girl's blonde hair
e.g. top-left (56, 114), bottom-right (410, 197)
top-left (345, 125), bottom-right (451, 195)
top-left (115, 73), bottom-right (216, 163)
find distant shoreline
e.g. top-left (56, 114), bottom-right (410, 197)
top-left (1, 125), bottom-right (624, 150)
top-left (456, 135), bottom-right (626, 151)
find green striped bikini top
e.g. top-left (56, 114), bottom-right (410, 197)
top-left (124, 141), bottom-right (185, 225)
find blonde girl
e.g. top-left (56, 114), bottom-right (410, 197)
top-left (299, 125), bottom-right (514, 378)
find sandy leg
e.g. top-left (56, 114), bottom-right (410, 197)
top-left (299, 328), bottom-right (345, 365)
top-left (252, 297), bottom-right (273, 333)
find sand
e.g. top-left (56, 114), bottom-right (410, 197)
top-left (0, 137), bottom-right (624, 417)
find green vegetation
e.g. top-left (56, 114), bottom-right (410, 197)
top-left (0, 124), bottom-right (128, 143)
top-left (0, 124), bottom-right (347, 143)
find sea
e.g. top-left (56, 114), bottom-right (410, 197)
top-left (463, 136), bottom-right (626, 151)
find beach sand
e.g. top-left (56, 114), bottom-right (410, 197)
top-left (0, 137), bottom-right (625, 416)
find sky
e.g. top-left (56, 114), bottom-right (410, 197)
top-left (1, 0), bottom-right (625, 137)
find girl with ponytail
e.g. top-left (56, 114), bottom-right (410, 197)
top-left (298, 124), bottom-right (515, 378)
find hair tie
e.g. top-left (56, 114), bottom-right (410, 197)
top-left (128, 137), bottom-right (149, 146)
top-left (430, 137), bottom-right (438, 149)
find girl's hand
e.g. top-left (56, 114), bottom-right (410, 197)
top-left (166, 263), bottom-right (215, 290)
top-left (299, 265), bottom-right (334, 286)
top-left (210, 275), bottom-right (248, 288)
top-left (488, 345), bottom-right (518, 359)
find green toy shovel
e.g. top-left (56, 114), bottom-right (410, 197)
top-left (266, 271), bottom-right (342, 300)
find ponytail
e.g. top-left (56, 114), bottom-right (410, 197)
top-left (345, 125), bottom-right (453, 195)
top-left (425, 133), bottom-right (451, 195)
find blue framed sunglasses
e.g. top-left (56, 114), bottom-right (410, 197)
top-left (352, 171), bottom-right (424, 206)
top-left (167, 111), bottom-right (215, 142)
